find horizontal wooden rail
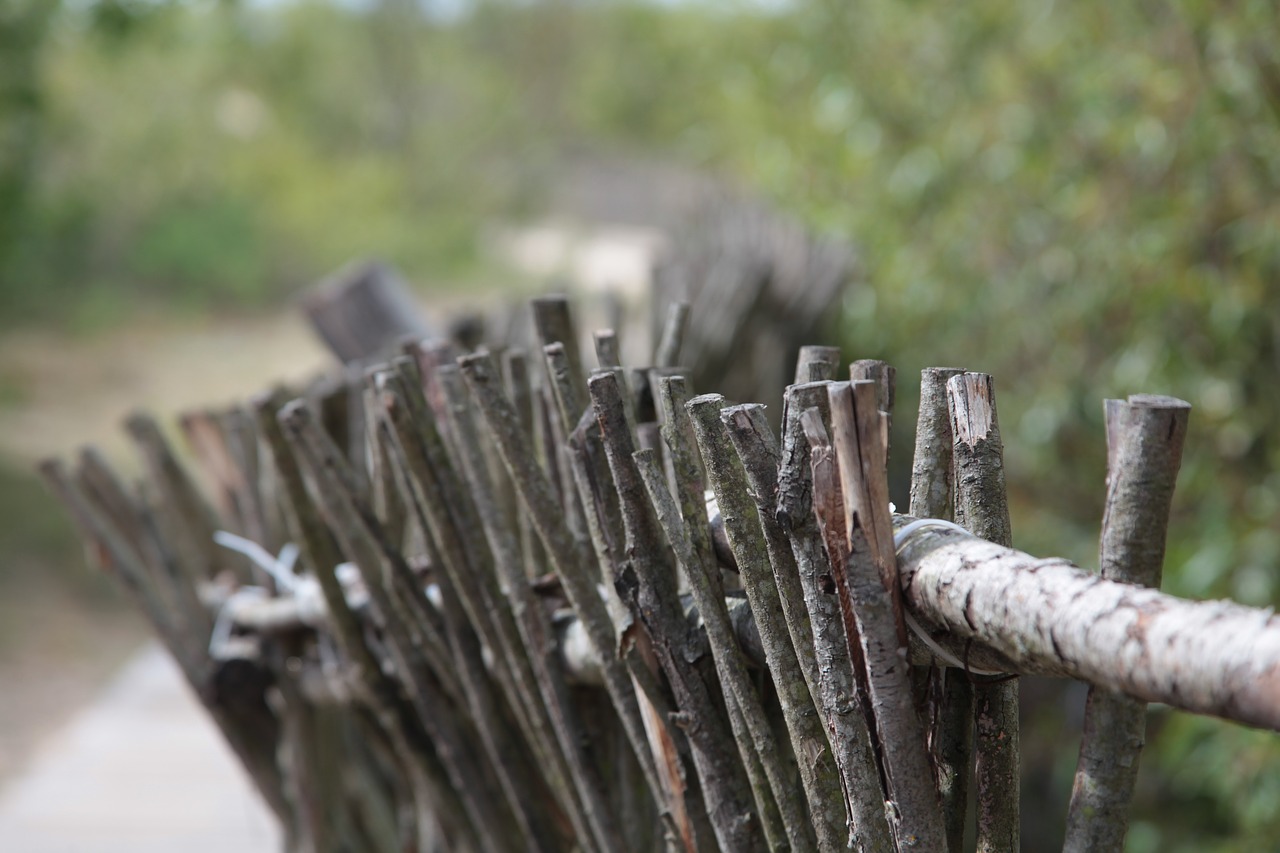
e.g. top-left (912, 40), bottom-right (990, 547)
top-left (216, 515), bottom-right (1280, 732)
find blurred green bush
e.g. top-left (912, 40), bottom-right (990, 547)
top-left (2, 0), bottom-right (1277, 848)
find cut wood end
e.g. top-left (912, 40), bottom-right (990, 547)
top-left (1127, 394), bottom-right (1191, 411)
top-left (720, 402), bottom-right (767, 428)
top-left (788, 379), bottom-right (836, 396)
top-left (276, 398), bottom-right (311, 431)
top-left (658, 374), bottom-right (687, 397)
top-left (799, 407), bottom-right (831, 448)
top-left (456, 351), bottom-right (493, 376)
top-left (947, 372), bottom-right (997, 446)
top-left (686, 393), bottom-right (726, 413)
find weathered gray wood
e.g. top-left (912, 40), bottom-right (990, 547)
top-left (457, 352), bottom-right (669, 824)
top-left (657, 376), bottom-right (815, 851)
top-left (125, 412), bottom-right (236, 584)
top-left (720, 406), bottom-right (823, 695)
top-left (531, 295), bottom-right (589, 407)
top-left (828, 383), bottom-right (903, 642)
top-left (1064, 395), bottom-right (1191, 853)
top-left (590, 371), bottom-right (764, 853)
top-left (376, 367), bottom-right (564, 853)
top-left (793, 346), bottom-right (841, 384)
top-left (947, 372), bottom-right (1018, 853)
top-left (908, 366), bottom-right (970, 853)
top-left (500, 350), bottom-right (546, 582)
top-left (594, 329), bottom-right (621, 368)
top-left (849, 360), bottom-right (895, 476)
top-left (301, 260), bottom-right (431, 363)
top-left (436, 364), bottom-right (627, 853)
top-left (256, 391), bottom-right (477, 853)
top-left (827, 382), bottom-right (946, 852)
top-left (778, 383), bottom-right (893, 853)
top-left (558, 390), bottom-right (697, 853)
top-left (635, 448), bottom-right (800, 852)
top-left (77, 446), bottom-right (211, 655)
top-left (380, 359), bottom-right (545, 731)
top-left (719, 403), bottom-right (850, 850)
top-left (688, 393), bottom-right (848, 853)
top-left (909, 368), bottom-right (965, 524)
top-left (654, 301), bottom-right (691, 368)
top-left (279, 400), bottom-right (517, 853)
top-left (39, 458), bottom-right (292, 829)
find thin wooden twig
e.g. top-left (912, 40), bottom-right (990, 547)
top-left (849, 360), bottom-right (896, 483)
top-left (531, 295), bottom-right (589, 406)
top-left (594, 329), bottom-right (622, 368)
top-left (77, 446), bottom-right (211, 653)
top-left (376, 366), bottom-right (563, 853)
top-left (654, 376), bottom-right (820, 849)
top-left (38, 458), bottom-right (292, 826)
top-left (255, 392), bottom-right (476, 852)
top-left (124, 412), bottom-right (236, 583)
top-left (379, 360), bottom-right (546, 732)
top-left (280, 400), bottom-right (517, 853)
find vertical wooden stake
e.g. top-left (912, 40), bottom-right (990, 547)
top-left (947, 372), bottom-right (1017, 853)
top-left (827, 381), bottom-right (946, 852)
top-left (909, 367), bottom-right (971, 853)
top-left (1064, 395), bottom-right (1190, 853)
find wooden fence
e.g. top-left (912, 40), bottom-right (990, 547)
top-left (38, 283), bottom-right (1280, 853)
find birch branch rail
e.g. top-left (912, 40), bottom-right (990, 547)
top-left (37, 273), bottom-right (1280, 853)
top-left (214, 536), bottom-right (1280, 736)
top-left (894, 523), bottom-right (1280, 730)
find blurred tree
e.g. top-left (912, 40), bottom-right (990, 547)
top-left (0, 0), bottom-right (60, 298)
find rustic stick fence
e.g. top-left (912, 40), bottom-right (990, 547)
top-left (39, 276), bottom-right (1280, 853)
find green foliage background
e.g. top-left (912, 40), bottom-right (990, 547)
top-left (2, 0), bottom-right (1278, 848)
